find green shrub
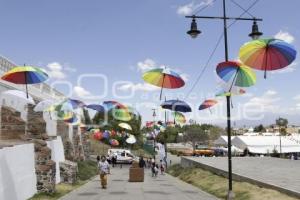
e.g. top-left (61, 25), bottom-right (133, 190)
top-left (77, 160), bottom-right (98, 181)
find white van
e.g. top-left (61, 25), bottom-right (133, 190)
top-left (107, 149), bottom-right (136, 164)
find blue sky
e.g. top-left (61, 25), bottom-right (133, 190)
top-left (0, 0), bottom-right (299, 126)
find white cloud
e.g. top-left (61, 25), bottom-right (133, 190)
top-left (118, 82), bottom-right (159, 92)
top-left (177, 0), bottom-right (214, 16)
top-left (271, 62), bottom-right (297, 74)
top-left (245, 90), bottom-right (281, 113)
top-left (137, 58), bottom-right (156, 72)
top-left (294, 94), bottom-right (300, 101)
top-left (73, 86), bottom-right (92, 96)
top-left (274, 30), bottom-right (295, 43)
top-left (46, 62), bottom-right (77, 79)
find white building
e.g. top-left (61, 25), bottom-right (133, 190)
top-left (232, 136), bottom-right (300, 154)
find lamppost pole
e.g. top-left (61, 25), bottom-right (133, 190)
top-left (152, 109), bottom-right (157, 160)
top-left (185, 0), bottom-right (263, 199)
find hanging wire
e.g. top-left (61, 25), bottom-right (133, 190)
top-left (192, 0), bottom-right (217, 15)
top-left (230, 0), bottom-right (255, 18)
top-left (183, 0), bottom-right (260, 100)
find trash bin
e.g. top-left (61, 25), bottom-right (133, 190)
top-left (129, 162), bottom-right (144, 182)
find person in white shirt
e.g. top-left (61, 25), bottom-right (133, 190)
top-left (97, 155), bottom-right (110, 189)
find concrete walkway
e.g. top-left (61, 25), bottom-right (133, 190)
top-left (59, 165), bottom-right (218, 200)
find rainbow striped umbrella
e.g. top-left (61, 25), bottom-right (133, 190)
top-left (173, 112), bottom-right (186, 125)
top-left (143, 68), bottom-right (185, 100)
top-left (216, 61), bottom-right (256, 91)
top-left (199, 99), bottom-right (218, 110)
top-left (239, 38), bottom-right (297, 78)
top-left (1, 66), bottom-right (48, 98)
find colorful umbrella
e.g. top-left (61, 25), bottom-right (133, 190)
top-left (112, 108), bottom-right (132, 121)
top-left (34, 100), bottom-right (54, 112)
top-left (63, 113), bottom-right (79, 124)
top-left (103, 100), bottom-right (126, 110)
top-left (173, 112), bottom-right (186, 124)
top-left (199, 99), bottom-right (218, 110)
top-left (161, 99), bottom-right (192, 112)
top-left (216, 61), bottom-right (256, 91)
top-left (239, 38), bottom-right (297, 78)
top-left (60, 98), bottom-right (85, 112)
top-left (1, 66), bottom-right (48, 98)
top-left (103, 130), bottom-right (110, 139)
top-left (86, 104), bottom-right (105, 112)
top-left (110, 139), bottom-right (119, 146)
top-left (143, 67), bottom-right (185, 100)
top-left (118, 122), bottom-right (132, 131)
top-left (110, 130), bottom-right (117, 137)
top-left (216, 87), bottom-right (246, 97)
top-left (93, 131), bottom-right (103, 140)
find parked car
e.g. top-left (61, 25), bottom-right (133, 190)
top-left (107, 149), bottom-right (136, 164)
top-left (193, 148), bottom-right (214, 157)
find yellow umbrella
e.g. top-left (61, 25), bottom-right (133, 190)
top-left (118, 122), bottom-right (132, 131)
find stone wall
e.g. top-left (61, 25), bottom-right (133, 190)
top-left (80, 127), bottom-right (91, 160)
top-left (59, 160), bottom-right (78, 184)
top-left (0, 106), bottom-right (26, 140)
top-left (57, 120), bottom-right (75, 161)
top-left (33, 139), bottom-right (56, 193)
top-left (27, 104), bottom-right (49, 140)
top-left (73, 126), bottom-right (85, 161)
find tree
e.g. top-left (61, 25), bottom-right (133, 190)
top-left (83, 108), bottom-right (92, 125)
top-left (254, 124), bottom-right (266, 133)
top-left (183, 124), bottom-right (209, 151)
top-left (276, 117), bottom-right (288, 135)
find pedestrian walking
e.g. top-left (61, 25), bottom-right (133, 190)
top-left (139, 156), bottom-right (146, 168)
top-left (97, 155), bottom-right (110, 189)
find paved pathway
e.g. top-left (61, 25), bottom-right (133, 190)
top-left (183, 157), bottom-right (300, 197)
top-left (60, 165), bottom-right (218, 200)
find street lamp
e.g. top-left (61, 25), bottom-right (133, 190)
top-left (185, 0), bottom-right (262, 199)
top-left (187, 16), bottom-right (201, 38)
top-left (248, 20), bottom-right (263, 40)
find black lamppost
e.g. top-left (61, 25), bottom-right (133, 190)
top-left (185, 0), bottom-right (262, 199)
top-left (152, 108), bottom-right (157, 159)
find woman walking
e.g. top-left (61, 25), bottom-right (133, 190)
top-left (97, 155), bottom-right (110, 189)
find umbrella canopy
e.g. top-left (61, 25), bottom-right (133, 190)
top-left (118, 122), bottom-right (132, 130)
top-left (63, 113), bottom-right (79, 124)
top-left (34, 100), bottom-right (54, 112)
top-left (110, 139), bottom-right (119, 146)
top-left (216, 61), bottom-right (256, 90)
top-left (93, 131), bottom-right (103, 140)
top-left (143, 67), bottom-right (185, 100)
top-left (103, 100), bottom-right (126, 110)
top-left (110, 130), bottom-right (117, 137)
top-left (60, 98), bottom-right (85, 111)
top-left (86, 104), bottom-right (105, 112)
top-left (216, 87), bottom-right (246, 97)
top-left (161, 99), bottom-right (192, 112)
top-left (126, 135), bottom-right (137, 144)
top-left (199, 99), bottom-right (218, 110)
top-left (103, 130), bottom-right (110, 139)
top-left (239, 38), bottom-right (297, 78)
top-left (173, 112), bottom-right (186, 124)
top-left (1, 90), bottom-right (35, 105)
top-left (112, 108), bottom-right (132, 121)
top-left (1, 66), bottom-right (48, 98)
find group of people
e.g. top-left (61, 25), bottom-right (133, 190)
top-left (141, 157), bottom-right (165, 177)
top-left (97, 155), bottom-right (167, 189)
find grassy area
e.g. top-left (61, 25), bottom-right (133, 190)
top-left (30, 160), bottom-right (98, 200)
top-left (167, 164), bottom-right (299, 200)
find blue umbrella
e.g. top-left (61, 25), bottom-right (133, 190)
top-left (161, 99), bottom-right (192, 112)
top-left (86, 104), bottom-right (105, 113)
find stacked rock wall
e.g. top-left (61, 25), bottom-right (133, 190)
top-left (0, 106), bottom-right (26, 140)
top-left (33, 139), bottom-right (56, 193)
top-left (59, 160), bottom-right (78, 184)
